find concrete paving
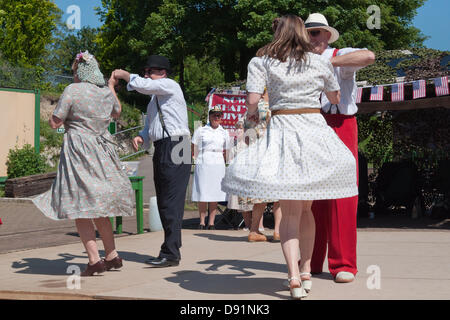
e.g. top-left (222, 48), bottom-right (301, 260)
top-left (0, 228), bottom-right (449, 300)
top-left (1, 196), bottom-right (450, 300)
top-left (1, 154), bottom-right (450, 300)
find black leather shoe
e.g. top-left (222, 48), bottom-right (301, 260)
top-left (207, 225), bottom-right (215, 230)
top-left (198, 224), bottom-right (206, 230)
top-left (146, 257), bottom-right (179, 268)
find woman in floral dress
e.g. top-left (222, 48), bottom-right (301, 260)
top-left (33, 51), bottom-right (134, 276)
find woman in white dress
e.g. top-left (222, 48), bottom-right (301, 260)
top-left (226, 120), bottom-right (254, 230)
top-left (191, 106), bottom-right (230, 229)
top-left (222, 15), bottom-right (358, 299)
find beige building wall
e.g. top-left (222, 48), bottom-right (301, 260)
top-left (0, 91), bottom-right (36, 176)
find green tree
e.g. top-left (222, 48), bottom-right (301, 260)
top-left (46, 26), bottom-right (100, 76)
top-left (235, 0), bottom-right (427, 63)
top-left (0, 0), bottom-right (61, 66)
top-left (183, 55), bottom-right (225, 103)
top-left (95, 0), bottom-right (163, 73)
top-left (95, 0), bottom-right (427, 97)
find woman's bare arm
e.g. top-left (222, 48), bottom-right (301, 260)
top-left (109, 71), bottom-right (121, 119)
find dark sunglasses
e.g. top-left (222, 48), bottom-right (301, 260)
top-left (211, 113), bottom-right (222, 118)
top-left (308, 30), bottom-right (322, 37)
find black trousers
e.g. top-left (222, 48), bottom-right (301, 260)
top-left (153, 136), bottom-right (191, 261)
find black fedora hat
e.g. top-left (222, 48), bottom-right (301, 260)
top-left (145, 55), bottom-right (171, 73)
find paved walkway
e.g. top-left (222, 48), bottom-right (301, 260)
top-left (1, 155), bottom-right (450, 300)
top-left (0, 227), bottom-right (449, 300)
top-left (1, 198), bottom-right (450, 300)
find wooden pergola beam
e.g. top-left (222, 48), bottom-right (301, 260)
top-left (357, 96), bottom-right (450, 114)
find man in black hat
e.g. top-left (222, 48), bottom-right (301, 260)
top-left (113, 55), bottom-right (191, 268)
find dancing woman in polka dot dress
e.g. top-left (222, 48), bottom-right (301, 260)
top-left (222, 15), bottom-right (358, 299)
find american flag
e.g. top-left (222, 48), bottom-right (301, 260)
top-left (391, 83), bottom-right (404, 102)
top-left (433, 76), bottom-right (449, 96)
top-left (370, 86), bottom-right (384, 101)
top-left (412, 80), bottom-right (426, 99)
top-left (204, 88), bottom-right (215, 102)
top-left (356, 87), bottom-right (363, 103)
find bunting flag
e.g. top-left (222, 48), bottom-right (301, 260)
top-left (433, 76), bottom-right (449, 96)
top-left (356, 87), bottom-right (363, 103)
top-left (370, 85), bottom-right (384, 101)
top-left (391, 83), bottom-right (405, 102)
top-left (412, 80), bottom-right (426, 99)
top-left (204, 88), bottom-right (215, 102)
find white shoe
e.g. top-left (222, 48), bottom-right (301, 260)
top-left (287, 277), bottom-right (307, 300)
top-left (258, 227), bottom-right (265, 232)
top-left (335, 271), bottom-right (355, 283)
top-left (283, 273), bottom-right (312, 293)
top-left (300, 272), bottom-right (312, 292)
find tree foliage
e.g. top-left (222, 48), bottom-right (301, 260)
top-left (95, 0), bottom-right (427, 96)
top-left (45, 26), bottom-right (100, 76)
top-left (0, 0), bottom-right (61, 66)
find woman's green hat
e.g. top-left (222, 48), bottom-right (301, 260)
top-left (75, 50), bottom-right (106, 86)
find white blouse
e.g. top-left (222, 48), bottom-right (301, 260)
top-left (246, 52), bottom-right (340, 110)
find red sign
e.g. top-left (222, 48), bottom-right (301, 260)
top-left (209, 94), bottom-right (247, 129)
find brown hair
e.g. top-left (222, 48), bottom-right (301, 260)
top-left (257, 15), bottom-right (313, 63)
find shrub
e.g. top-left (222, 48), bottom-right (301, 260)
top-left (40, 119), bottom-right (63, 149)
top-left (6, 144), bottom-right (49, 178)
top-left (357, 112), bottom-right (394, 171)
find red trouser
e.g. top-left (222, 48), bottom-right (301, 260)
top-left (311, 114), bottom-right (359, 277)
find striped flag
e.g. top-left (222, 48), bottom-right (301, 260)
top-left (391, 83), bottom-right (404, 102)
top-left (370, 86), bottom-right (384, 101)
top-left (433, 76), bottom-right (449, 96)
top-left (412, 80), bottom-right (426, 99)
top-left (205, 88), bottom-right (215, 102)
top-left (356, 87), bottom-right (363, 103)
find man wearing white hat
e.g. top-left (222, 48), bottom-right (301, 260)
top-left (304, 13), bottom-right (375, 283)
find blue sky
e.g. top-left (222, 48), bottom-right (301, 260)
top-left (53, 0), bottom-right (449, 51)
top-left (54, 0), bottom-right (103, 29)
top-left (412, 0), bottom-right (449, 51)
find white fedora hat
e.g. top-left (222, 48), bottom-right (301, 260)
top-left (305, 13), bottom-right (339, 44)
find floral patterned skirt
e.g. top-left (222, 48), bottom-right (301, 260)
top-left (33, 131), bottom-right (134, 220)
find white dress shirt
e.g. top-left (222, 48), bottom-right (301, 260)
top-left (320, 46), bottom-right (367, 115)
top-left (127, 74), bottom-right (190, 148)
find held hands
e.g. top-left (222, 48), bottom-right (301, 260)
top-left (112, 69), bottom-right (131, 83)
top-left (132, 136), bottom-right (144, 152)
top-left (108, 71), bottom-right (118, 88)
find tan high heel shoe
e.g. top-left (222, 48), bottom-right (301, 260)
top-left (287, 277), bottom-right (307, 300)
